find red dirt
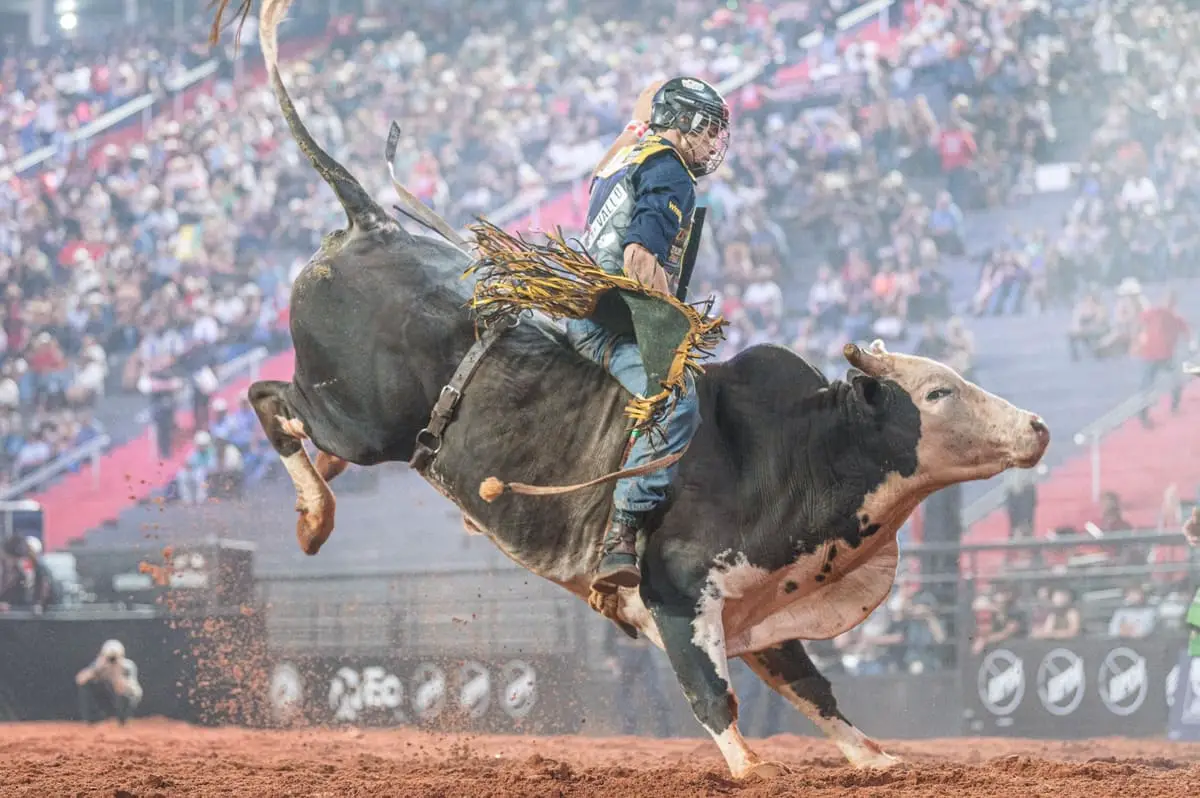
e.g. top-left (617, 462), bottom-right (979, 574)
top-left (2, 721), bottom-right (1199, 798)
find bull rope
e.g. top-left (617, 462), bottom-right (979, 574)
top-left (478, 446), bottom-right (686, 502)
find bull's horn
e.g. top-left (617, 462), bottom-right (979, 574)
top-left (259, 0), bottom-right (390, 233)
top-left (843, 342), bottom-right (890, 377)
top-left (384, 122), bottom-right (469, 252)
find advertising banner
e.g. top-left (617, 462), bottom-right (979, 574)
top-left (264, 654), bottom-right (585, 735)
top-left (966, 637), bottom-right (1177, 737)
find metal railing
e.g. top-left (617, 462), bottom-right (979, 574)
top-left (135, 345), bottom-right (270, 427)
top-left (257, 564), bottom-right (588, 659)
top-left (3, 60), bottom-right (219, 179)
top-left (0, 434), bottom-right (112, 501)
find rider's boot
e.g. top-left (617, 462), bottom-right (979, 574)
top-left (591, 511), bottom-right (643, 594)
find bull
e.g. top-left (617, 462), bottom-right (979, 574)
top-left (225, 0), bottom-right (1050, 778)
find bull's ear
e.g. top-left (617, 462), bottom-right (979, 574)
top-left (852, 374), bottom-right (885, 409)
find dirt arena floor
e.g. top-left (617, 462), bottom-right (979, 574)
top-left (2, 720), bottom-right (1199, 798)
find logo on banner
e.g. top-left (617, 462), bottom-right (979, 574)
top-left (457, 661), bottom-right (491, 719)
top-left (500, 660), bottom-right (538, 719)
top-left (1037, 648), bottom-right (1085, 716)
top-left (412, 663), bottom-right (447, 721)
top-left (270, 662), bottom-right (304, 725)
top-left (978, 648), bottom-right (1025, 716)
top-left (1098, 647), bottom-right (1148, 716)
top-left (329, 666), bottom-right (405, 723)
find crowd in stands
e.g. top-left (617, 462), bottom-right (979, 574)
top-left (0, 0), bottom-right (858, 496)
top-left (3, 0), bottom-right (1200, 504)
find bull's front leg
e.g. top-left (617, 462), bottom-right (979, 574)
top-left (645, 589), bottom-right (786, 781)
top-left (248, 380), bottom-right (336, 554)
top-left (743, 639), bottom-right (899, 769)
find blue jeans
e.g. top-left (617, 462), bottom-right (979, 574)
top-left (566, 318), bottom-right (701, 516)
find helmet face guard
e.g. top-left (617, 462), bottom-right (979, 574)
top-left (650, 77), bottom-right (731, 177)
top-left (680, 111), bottom-right (730, 177)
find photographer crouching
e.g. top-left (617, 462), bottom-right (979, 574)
top-left (75, 640), bottom-right (143, 725)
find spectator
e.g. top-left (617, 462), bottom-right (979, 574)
top-left (1067, 290), bottom-right (1110, 360)
top-left (1134, 289), bottom-right (1194, 427)
top-left (1030, 587), bottom-right (1081, 640)
top-left (891, 591), bottom-right (948, 674)
top-left (927, 191), bottom-right (965, 256)
top-left (1108, 584), bottom-right (1158, 639)
top-left (75, 639), bottom-right (142, 725)
top-left (970, 586), bottom-right (1027, 656)
top-left (1004, 468), bottom-right (1039, 541)
top-left (175, 430), bottom-right (218, 505)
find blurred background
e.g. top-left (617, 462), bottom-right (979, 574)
top-left (0, 0), bottom-right (1198, 741)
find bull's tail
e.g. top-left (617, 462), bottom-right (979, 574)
top-left (258, 0), bottom-right (389, 233)
top-left (208, 0), bottom-right (255, 47)
top-left (477, 448), bottom-right (686, 502)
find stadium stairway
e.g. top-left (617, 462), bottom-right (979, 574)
top-left (966, 380), bottom-right (1200, 544)
top-left (71, 462), bottom-right (507, 575)
top-left (958, 277), bottom-right (1200, 507)
top-left (34, 351), bottom-right (293, 550)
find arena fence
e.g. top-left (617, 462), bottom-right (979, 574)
top-left (0, 531), bottom-right (1196, 739)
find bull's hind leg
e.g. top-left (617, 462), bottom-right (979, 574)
top-left (646, 593), bottom-right (786, 781)
top-left (248, 380), bottom-right (336, 555)
top-left (743, 639), bottom-right (900, 769)
top-left (315, 451), bottom-right (350, 483)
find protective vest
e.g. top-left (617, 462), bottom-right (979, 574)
top-left (581, 135), bottom-right (696, 286)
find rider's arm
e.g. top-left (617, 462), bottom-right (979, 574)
top-left (591, 122), bottom-right (647, 182)
top-left (623, 154), bottom-right (695, 279)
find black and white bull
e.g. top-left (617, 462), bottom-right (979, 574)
top-left (236, 0), bottom-right (1050, 779)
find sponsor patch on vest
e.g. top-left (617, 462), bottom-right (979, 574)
top-left (582, 182), bottom-right (629, 250)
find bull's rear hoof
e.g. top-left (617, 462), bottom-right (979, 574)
top-left (851, 751), bottom-right (902, 770)
top-left (296, 510), bottom-right (334, 555)
top-left (742, 761), bottom-right (789, 781)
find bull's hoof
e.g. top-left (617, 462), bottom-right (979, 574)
top-left (850, 750), bottom-right (902, 770)
top-left (296, 507), bottom-right (335, 555)
top-left (741, 761), bottom-right (789, 781)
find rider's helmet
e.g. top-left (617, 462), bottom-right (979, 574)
top-left (648, 76), bottom-right (732, 177)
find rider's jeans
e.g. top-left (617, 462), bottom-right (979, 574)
top-left (566, 318), bottom-right (701, 517)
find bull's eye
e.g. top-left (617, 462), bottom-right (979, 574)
top-left (925, 387), bottom-right (953, 402)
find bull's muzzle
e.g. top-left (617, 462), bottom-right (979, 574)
top-left (1017, 414), bottom-right (1050, 468)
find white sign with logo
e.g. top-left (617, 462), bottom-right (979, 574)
top-left (978, 649), bottom-right (1025, 716)
top-left (457, 661), bottom-right (491, 720)
top-left (1098, 647), bottom-right (1148, 716)
top-left (269, 662), bottom-right (304, 725)
top-left (411, 663), bottom-right (448, 722)
top-left (500, 659), bottom-right (538, 719)
top-left (1036, 648), bottom-right (1085, 717)
top-left (328, 666), bottom-right (405, 723)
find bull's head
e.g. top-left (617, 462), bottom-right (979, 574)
top-left (844, 339), bottom-right (1050, 484)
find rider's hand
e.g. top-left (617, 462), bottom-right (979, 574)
top-left (633, 79), bottom-right (666, 124)
top-left (623, 243), bottom-right (670, 294)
